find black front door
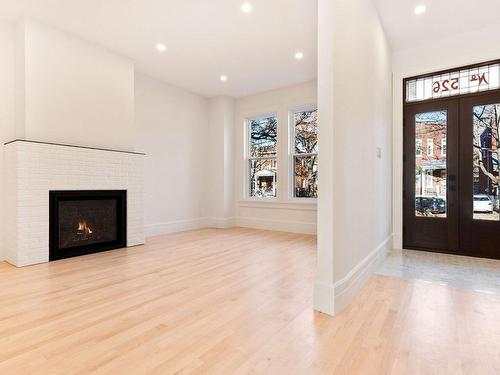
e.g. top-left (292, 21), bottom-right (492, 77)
top-left (459, 92), bottom-right (500, 259)
top-left (404, 99), bottom-right (459, 253)
top-left (404, 91), bottom-right (500, 259)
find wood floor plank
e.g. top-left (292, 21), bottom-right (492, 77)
top-left (0, 228), bottom-right (499, 374)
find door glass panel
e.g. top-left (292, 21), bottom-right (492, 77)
top-left (473, 104), bottom-right (500, 220)
top-left (415, 111), bottom-right (447, 217)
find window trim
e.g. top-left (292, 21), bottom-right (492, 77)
top-left (416, 139), bottom-right (423, 158)
top-left (427, 138), bottom-right (434, 157)
top-left (289, 105), bottom-right (318, 201)
top-left (245, 113), bottom-right (279, 200)
top-left (441, 138), bottom-right (447, 156)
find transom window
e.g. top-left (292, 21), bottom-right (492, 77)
top-left (405, 62), bottom-right (500, 103)
top-left (248, 115), bottom-right (278, 198)
top-left (291, 109), bottom-right (318, 198)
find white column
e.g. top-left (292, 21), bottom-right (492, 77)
top-left (207, 96), bottom-right (235, 227)
top-left (314, 0), bottom-right (336, 315)
top-left (0, 22), bottom-right (16, 262)
top-left (315, 0), bottom-right (393, 316)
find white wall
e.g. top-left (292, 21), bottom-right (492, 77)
top-left (18, 19), bottom-right (135, 151)
top-left (1, 18), bottom-right (213, 252)
top-left (0, 18), bottom-right (137, 261)
top-left (1, 16), bottom-right (320, 264)
top-left (315, 0), bottom-right (393, 315)
top-left (134, 73), bottom-right (209, 236)
top-left (233, 81), bottom-right (318, 234)
top-left (392, 24), bottom-right (500, 249)
top-left (0, 21), bottom-right (16, 261)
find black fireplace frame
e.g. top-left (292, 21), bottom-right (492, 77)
top-left (49, 190), bottom-right (127, 261)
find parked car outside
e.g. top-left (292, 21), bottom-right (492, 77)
top-left (473, 194), bottom-right (493, 213)
top-left (415, 196), bottom-right (446, 215)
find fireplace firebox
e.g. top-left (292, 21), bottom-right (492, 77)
top-left (49, 190), bottom-right (127, 261)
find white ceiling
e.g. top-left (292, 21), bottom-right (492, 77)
top-left (374, 0), bottom-right (500, 51)
top-left (0, 0), bottom-right (318, 98)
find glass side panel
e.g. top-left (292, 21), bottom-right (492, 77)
top-left (249, 159), bottom-right (277, 198)
top-left (415, 111), bottom-right (447, 218)
top-left (473, 104), bottom-right (500, 220)
top-left (249, 116), bottom-right (277, 157)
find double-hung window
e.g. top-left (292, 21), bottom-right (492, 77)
top-left (416, 139), bottom-right (423, 158)
top-left (441, 139), bottom-right (447, 156)
top-left (291, 109), bottom-right (318, 198)
top-left (427, 139), bottom-right (434, 157)
top-left (248, 115), bottom-right (278, 198)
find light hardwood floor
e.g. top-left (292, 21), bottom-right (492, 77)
top-left (0, 228), bottom-right (499, 374)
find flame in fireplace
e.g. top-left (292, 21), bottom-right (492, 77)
top-left (77, 221), bottom-right (93, 235)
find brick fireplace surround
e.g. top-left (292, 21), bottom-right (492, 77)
top-left (3, 140), bottom-right (145, 267)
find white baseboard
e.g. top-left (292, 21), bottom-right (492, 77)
top-left (206, 217), bottom-right (236, 229)
top-left (235, 216), bottom-right (317, 235)
top-left (145, 216), bottom-right (237, 237)
top-left (144, 218), bottom-right (209, 237)
top-left (393, 231), bottom-right (403, 250)
top-left (333, 233), bottom-right (393, 313)
top-left (146, 216), bottom-right (316, 238)
top-left (314, 280), bottom-right (335, 315)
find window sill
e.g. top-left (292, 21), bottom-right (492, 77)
top-left (238, 199), bottom-right (317, 211)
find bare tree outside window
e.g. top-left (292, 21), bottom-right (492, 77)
top-left (473, 103), bottom-right (500, 220)
top-left (293, 109), bottom-right (318, 198)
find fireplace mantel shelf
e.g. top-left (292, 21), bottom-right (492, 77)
top-left (4, 139), bottom-right (146, 156)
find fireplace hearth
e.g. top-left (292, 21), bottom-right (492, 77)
top-left (49, 190), bottom-right (127, 261)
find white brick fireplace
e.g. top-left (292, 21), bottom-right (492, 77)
top-left (3, 140), bottom-right (145, 267)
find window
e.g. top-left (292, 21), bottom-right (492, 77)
top-left (248, 115), bottom-right (278, 198)
top-left (405, 62), bottom-right (500, 103)
top-left (292, 109), bottom-right (318, 198)
top-left (426, 169), bottom-right (433, 188)
top-left (427, 139), bottom-right (434, 157)
top-left (441, 139), bottom-right (447, 156)
top-left (415, 111), bottom-right (447, 216)
top-left (416, 139), bottom-right (423, 158)
top-left (472, 103), bottom-right (500, 221)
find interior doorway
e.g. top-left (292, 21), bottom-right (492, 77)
top-left (403, 61), bottom-right (500, 259)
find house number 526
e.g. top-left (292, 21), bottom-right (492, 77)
top-left (432, 78), bottom-right (459, 93)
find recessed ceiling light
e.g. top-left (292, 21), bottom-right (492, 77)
top-left (156, 43), bottom-right (167, 52)
top-left (241, 3), bottom-right (253, 13)
top-left (295, 51), bottom-right (304, 60)
top-left (414, 4), bottom-right (426, 15)
top-left (220, 75), bottom-right (228, 82)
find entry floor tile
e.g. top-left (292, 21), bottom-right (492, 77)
top-left (377, 248), bottom-right (500, 294)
